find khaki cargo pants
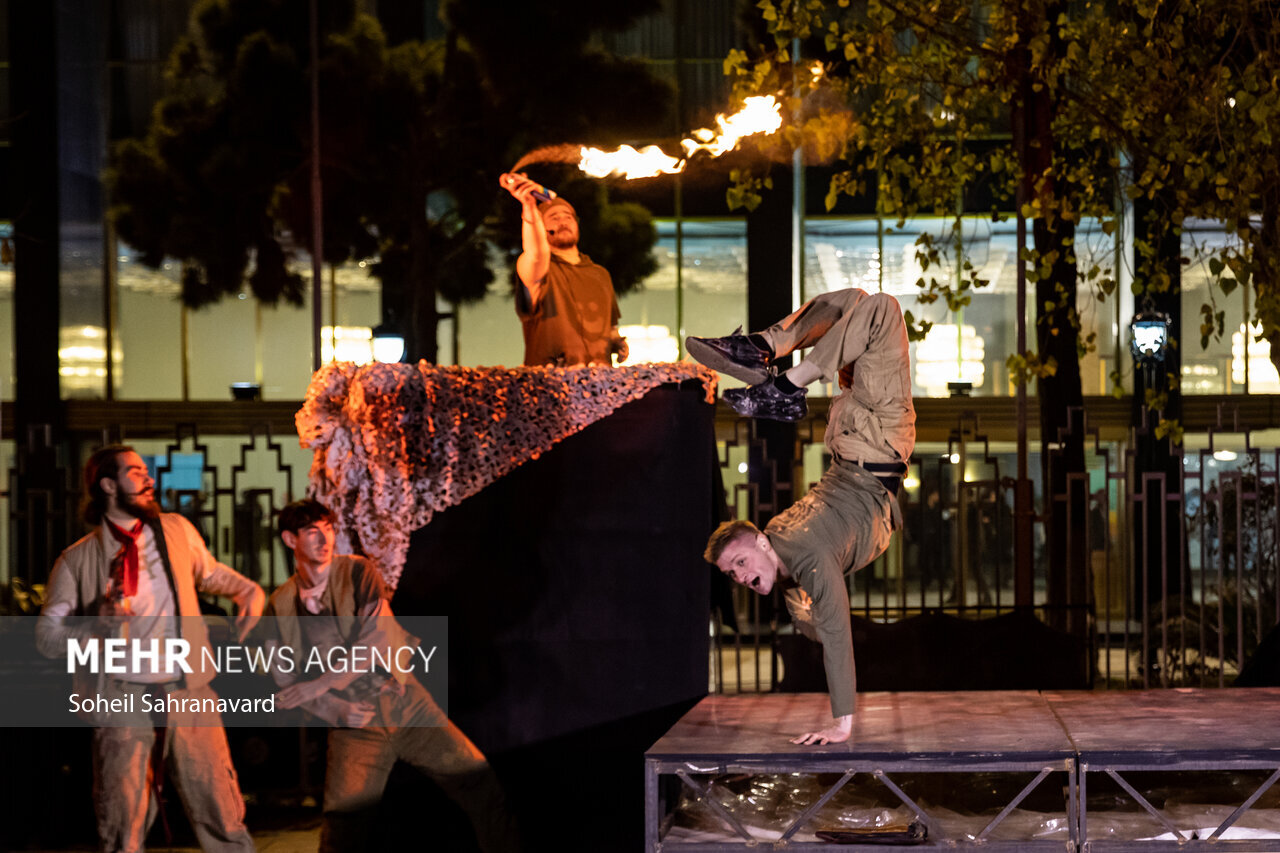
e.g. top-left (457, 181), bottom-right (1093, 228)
top-left (92, 682), bottom-right (253, 853)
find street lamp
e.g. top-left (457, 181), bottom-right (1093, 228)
top-left (1130, 302), bottom-right (1172, 428)
top-left (1129, 305), bottom-right (1171, 366)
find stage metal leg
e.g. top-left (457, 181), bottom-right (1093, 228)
top-left (872, 769), bottom-right (943, 841)
top-left (1070, 758), bottom-right (1079, 851)
top-left (674, 768), bottom-right (755, 842)
top-left (645, 758), bottom-right (659, 852)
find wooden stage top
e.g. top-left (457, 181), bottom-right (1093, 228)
top-left (648, 689), bottom-right (1280, 767)
top-left (647, 692), bottom-right (1075, 765)
top-left (1044, 688), bottom-right (1280, 764)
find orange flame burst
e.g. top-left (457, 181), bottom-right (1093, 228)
top-left (576, 95), bottom-right (783, 180)
top-left (578, 145), bottom-right (685, 179)
top-left (679, 96), bottom-right (784, 158)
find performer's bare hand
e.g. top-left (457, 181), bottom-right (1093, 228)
top-left (275, 679), bottom-right (331, 709)
top-left (790, 714), bottom-right (853, 746)
top-left (613, 336), bottom-right (629, 364)
top-left (334, 700), bottom-right (376, 728)
top-left (234, 585), bottom-right (265, 641)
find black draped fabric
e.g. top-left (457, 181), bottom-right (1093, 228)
top-left (393, 382), bottom-right (716, 752)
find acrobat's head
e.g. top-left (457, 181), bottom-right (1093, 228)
top-left (703, 519), bottom-right (782, 596)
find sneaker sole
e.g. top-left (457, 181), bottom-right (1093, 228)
top-left (685, 337), bottom-right (769, 385)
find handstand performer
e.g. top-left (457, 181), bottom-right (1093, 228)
top-left (689, 288), bottom-right (916, 744)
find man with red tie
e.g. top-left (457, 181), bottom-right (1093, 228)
top-left (36, 445), bottom-right (264, 852)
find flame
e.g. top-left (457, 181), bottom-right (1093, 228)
top-left (569, 95), bottom-right (784, 180)
top-left (679, 95), bottom-right (783, 159)
top-left (578, 144), bottom-right (686, 179)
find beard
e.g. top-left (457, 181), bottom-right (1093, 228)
top-left (118, 487), bottom-right (161, 521)
top-left (547, 228), bottom-right (578, 251)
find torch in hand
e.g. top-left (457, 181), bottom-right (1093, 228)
top-left (499, 172), bottom-right (557, 203)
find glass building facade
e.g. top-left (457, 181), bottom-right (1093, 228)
top-left (0, 0), bottom-right (1273, 404)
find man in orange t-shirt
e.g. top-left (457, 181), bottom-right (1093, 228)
top-left (502, 173), bottom-right (627, 366)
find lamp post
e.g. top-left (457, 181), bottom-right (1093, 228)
top-left (1130, 303), bottom-right (1172, 421)
top-left (1129, 299), bottom-right (1179, 672)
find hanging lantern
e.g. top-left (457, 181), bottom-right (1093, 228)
top-left (1129, 307), bottom-right (1171, 367)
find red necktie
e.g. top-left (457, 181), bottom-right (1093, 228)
top-left (105, 519), bottom-right (145, 598)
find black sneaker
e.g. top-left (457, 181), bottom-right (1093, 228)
top-left (723, 379), bottom-right (808, 422)
top-left (685, 327), bottom-right (772, 385)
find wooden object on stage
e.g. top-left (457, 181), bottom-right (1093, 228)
top-left (649, 691), bottom-right (1073, 764)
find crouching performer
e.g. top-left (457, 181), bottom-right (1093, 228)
top-left (689, 289), bottom-right (916, 745)
top-left (268, 499), bottom-right (519, 853)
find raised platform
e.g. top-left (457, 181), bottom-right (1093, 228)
top-left (1046, 689), bottom-right (1280, 851)
top-left (646, 690), bottom-right (1280, 851)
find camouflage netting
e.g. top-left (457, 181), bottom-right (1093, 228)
top-left (296, 361), bottom-right (717, 588)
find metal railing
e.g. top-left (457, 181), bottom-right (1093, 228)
top-left (1, 421), bottom-right (312, 611)
top-left (4, 401), bottom-right (1279, 692)
top-left (711, 404), bottom-right (1280, 695)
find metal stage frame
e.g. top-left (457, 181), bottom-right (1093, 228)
top-left (645, 692), bottom-right (1078, 851)
top-left (645, 689), bottom-right (1280, 851)
top-left (1044, 690), bottom-right (1280, 853)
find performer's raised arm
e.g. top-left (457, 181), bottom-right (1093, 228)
top-left (500, 172), bottom-right (553, 309)
top-left (499, 172), bottom-right (626, 367)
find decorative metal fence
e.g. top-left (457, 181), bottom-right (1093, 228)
top-left (712, 404), bottom-right (1280, 695)
top-left (4, 403), bottom-right (1280, 694)
top-left (1, 423), bottom-right (312, 613)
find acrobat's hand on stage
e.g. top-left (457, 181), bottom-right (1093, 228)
top-left (791, 714), bottom-right (853, 746)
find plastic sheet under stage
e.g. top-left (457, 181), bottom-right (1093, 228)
top-left (649, 691), bottom-right (1280, 848)
top-left (665, 773), bottom-right (1280, 843)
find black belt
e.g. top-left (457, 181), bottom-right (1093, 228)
top-left (857, 460), bottom-right (908, 495)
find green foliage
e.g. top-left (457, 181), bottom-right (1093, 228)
top-left (108, 0), bottom-right (423, 308)
top-left (569, 182), bottom-right (660, 293)
top-left (1007, 350), bottom-right (1058, 384)
top-left (108, 0), bottom-right (669, 359)
top-left (727, 0), bottom-right (1280, 404)
top-left (727, 170), bottom-right (774, 212)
